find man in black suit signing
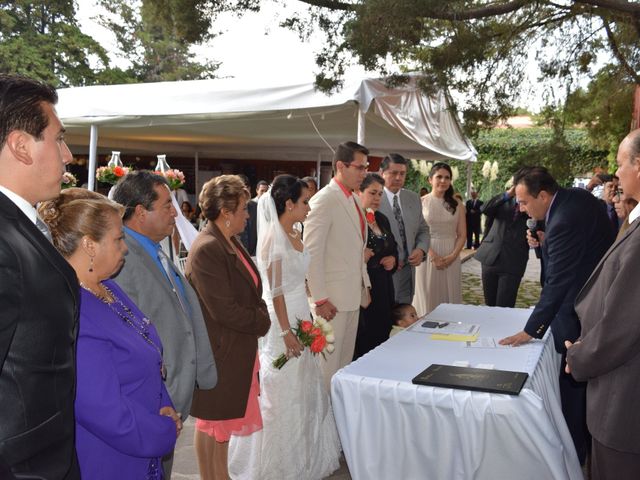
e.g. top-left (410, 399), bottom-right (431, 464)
top-left (0, 75), bottom-right (80, 478)
top-left (500, 166), bottom-right (614, 465)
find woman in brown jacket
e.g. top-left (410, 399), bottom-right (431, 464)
top-left (185, 175), bottom-right (271, 480)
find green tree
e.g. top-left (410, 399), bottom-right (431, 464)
top-left (150, 0), bottom-right (639, 136)
top-left (564, 65), bottom-right (635, 167)
top-left (97, 0), bottom-right (220, 82)
top-left (0, 0), bottom-right (112, 86)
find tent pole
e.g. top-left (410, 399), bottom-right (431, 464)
top-left (316, 154), bottom-right (321, 188)
top-left (466, 161), bottom-right (473, 198)
top-left (194, 151), bottom-right (199, 196)
top-left (357, 108), bottom-right (366, 146)
top-left (88, 125), bottom-right (98, 191)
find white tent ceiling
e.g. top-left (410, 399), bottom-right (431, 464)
top-left (57, 75), bottom-right (477, 164)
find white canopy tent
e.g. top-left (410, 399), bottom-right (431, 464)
top-left (57, 74), bottom-right (477, 191)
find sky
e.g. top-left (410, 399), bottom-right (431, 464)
top-left (76, 0), bottom-right (367, 87)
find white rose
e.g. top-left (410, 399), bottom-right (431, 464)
top-left (481, 160), bottom-right (491, 178)
top-left (325, 344), bottom-right (335, 354)
top-left (325, 333), bottom-right (335, 343)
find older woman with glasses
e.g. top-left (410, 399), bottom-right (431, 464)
top-left (39, 188), bottom-right (180, 479)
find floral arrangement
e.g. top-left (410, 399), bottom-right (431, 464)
top-left (61, 172), bottom-right (77, 189)
top-left (365, 207), bottom-right (375, 224)
top-left (154, 169), bottom-right (185, 191)
top-left (96, 165), bottom-right (130, 185)
top-left (273, 317), bottom-right (335, 369)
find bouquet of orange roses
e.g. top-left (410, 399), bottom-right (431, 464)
top-left (273, 317), bottom-right (335, 370)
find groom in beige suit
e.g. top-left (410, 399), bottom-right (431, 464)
top-left (305, 141), bottom-right (371, 390)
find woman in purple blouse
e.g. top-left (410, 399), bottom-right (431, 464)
top-left (40, 188), bottom-right (181, 479)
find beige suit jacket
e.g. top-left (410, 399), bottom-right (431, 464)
top-left (305, 179), bottom-right (370, 312)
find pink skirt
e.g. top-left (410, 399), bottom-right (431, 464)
top-left (195, 354), bottom-right (262, 442)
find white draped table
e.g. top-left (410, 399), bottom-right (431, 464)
top-left (331, 304), bottom-right (583, 480)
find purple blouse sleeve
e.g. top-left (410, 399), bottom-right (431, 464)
top-left (75, 292), bottom-right (177, 458)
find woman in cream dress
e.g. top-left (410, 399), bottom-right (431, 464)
top-left (413, 162), bottom-right (466, 316)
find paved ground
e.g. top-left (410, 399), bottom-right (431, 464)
top-left (173, 249), bottom-right (543, 479)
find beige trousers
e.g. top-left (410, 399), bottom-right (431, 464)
top-left (318, 309), bottom-right (359, 393)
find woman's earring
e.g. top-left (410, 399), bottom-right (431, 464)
top-left (88, 256), bottom-right (94, 273)
top-left (225, 220), bottom-right (231, 228)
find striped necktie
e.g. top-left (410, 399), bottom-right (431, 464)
top-left (157, 247), bottom-right (190, 316)
top-left (393, 194), bottom-right (409, 263)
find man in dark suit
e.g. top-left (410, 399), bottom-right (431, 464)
top-left (379, 153), bottom-right (430, 304)
top-left (238, 174), bottom-right (258, 255)
top-left (474, 185), bottom-right (529, 307)
top-left (500, 166), bottom-right (615, 465)
top-left (0, 75), bottom-right (80, 478)
top-left (465, 190), bottom-right (483, 249)
top-left (602, 177), bottom-right (621, 234)
top-left (566, 129), bottom-right (640, 478)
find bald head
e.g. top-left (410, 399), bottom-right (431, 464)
top-left (615, 129), bottom-right (640, 202)
top-left (621, 129), bottom-right (640, 163)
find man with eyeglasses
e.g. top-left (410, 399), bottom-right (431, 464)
top-left (378, 153), bottom-right (430, 304)
top-left (305, 141), bottom-right (372, 391)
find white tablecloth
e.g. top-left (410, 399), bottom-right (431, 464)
top-left (331, 304), bottom-right (583, 480)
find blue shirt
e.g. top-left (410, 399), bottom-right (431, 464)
top-left (124, 227), bottom-right (187, 300)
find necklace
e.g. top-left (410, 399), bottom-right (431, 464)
top-left (80, 281), bottom-right (114, 303)
top-left (80, 282), bottom-right (167, 380)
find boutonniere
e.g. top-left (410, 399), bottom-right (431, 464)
top-left (365, 208), bottom-right (375, 224)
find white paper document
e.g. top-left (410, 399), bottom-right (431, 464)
top-left (465, 337), bottom-right (512, 349)
top-left (413, 319), bottom-right (479, 337)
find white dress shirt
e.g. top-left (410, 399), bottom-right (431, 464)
top-left (384, 187), bottom-right (403, 213)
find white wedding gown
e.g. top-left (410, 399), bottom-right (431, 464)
top-left (229, 247), bottom-right (341, 480)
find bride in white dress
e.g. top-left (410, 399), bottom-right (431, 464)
top-left (229, 175), bottom-right (341, 479)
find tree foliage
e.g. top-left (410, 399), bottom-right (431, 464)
top-left (96, 0), bottom-right (219, 82)
top-left (0, 0), bottom-right (111, 86)
top-left (564, 65), bottom-right (635, 159)
top-left (155, 0), bottom-right (639, 137)
top-left (404, 127), bottom-right (609, 199)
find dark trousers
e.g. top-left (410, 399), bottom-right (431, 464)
top-left (592, 437), bottom-right (640, 480)
top-left (466, 222), bottom-right (481, 249)
top-left (162, 450), bottom-right (174, 480)
top-left (559, 355), bottom-right (590, 465)
top-left (480, 265), bottom-right (521, 308)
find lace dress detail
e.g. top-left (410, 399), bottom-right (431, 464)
top-left (229, 247), bottom-right (341, 479)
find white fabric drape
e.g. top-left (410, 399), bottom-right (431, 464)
top-left (170, 192), bottom-right (197, 252)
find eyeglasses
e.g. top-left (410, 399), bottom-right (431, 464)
top-left (614, 188), bottom-right (624, 199)
top-left (345, 163), bottom-right (369, 172)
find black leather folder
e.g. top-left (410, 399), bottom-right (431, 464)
top-left (412, 364), bottom-right (529, 395)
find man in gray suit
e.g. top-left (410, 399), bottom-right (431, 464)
top-left (379, 153), bottom-right (430, 304)
top-left (112, 171), bottom-right (217, 478)
top-left (566, 128), bottom-right (640, 477)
